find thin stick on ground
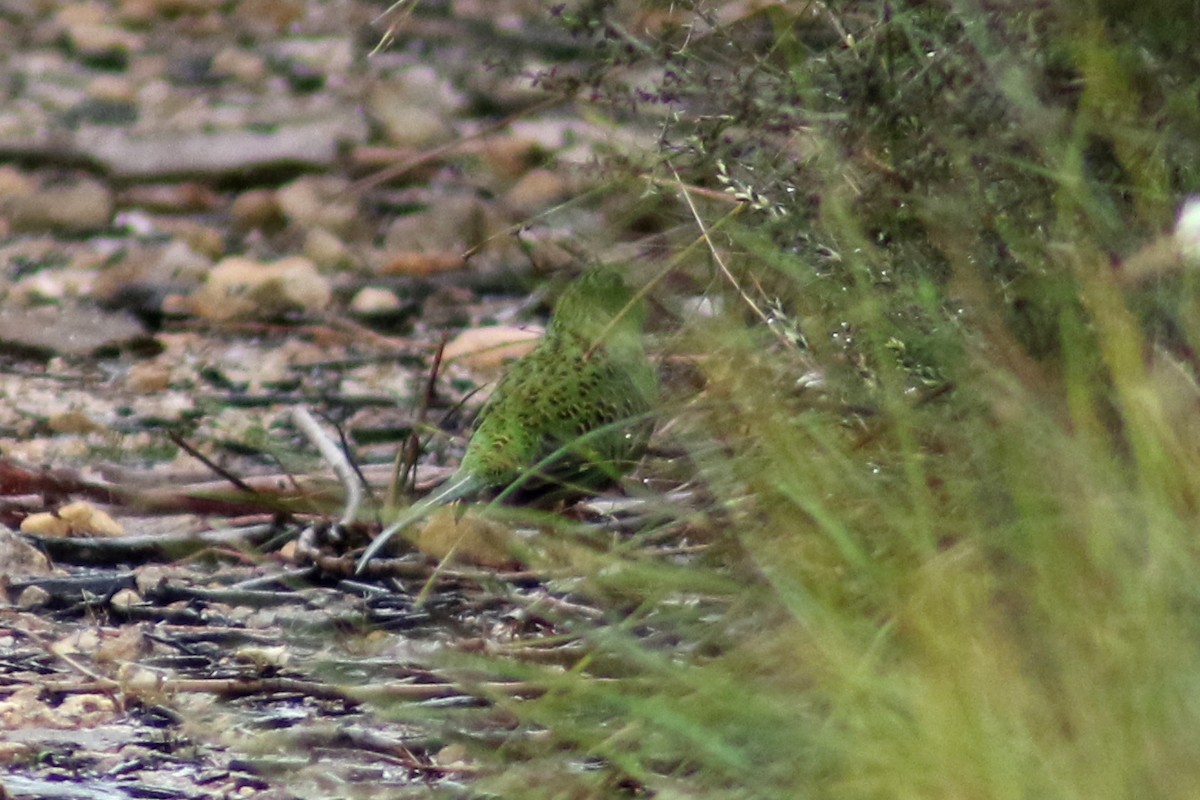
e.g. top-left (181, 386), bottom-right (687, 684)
top-left (391, 336), bottom-right (449, 508)
top-left (292, 406), bottom-right (362, 527)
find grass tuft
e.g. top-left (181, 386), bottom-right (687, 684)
top-left (412, 2), bottom-right (1200, 797)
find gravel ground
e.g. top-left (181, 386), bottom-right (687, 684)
top-left (0, 2), bottom-right (684, 797)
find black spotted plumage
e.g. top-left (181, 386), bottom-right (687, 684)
top-left (356, 267), bottom-right (657, 571)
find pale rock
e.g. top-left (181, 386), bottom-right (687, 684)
top-left (211, 47), bottom-right (267, 84)
top-left (234, 645), bottom-right (290, 669)
top-left (65, 22), bottom-right (144, 61)
top-left (125, 362), bottom-right (173, 393)
top-left (0, 525), bottom-right (52, 577)
top-left (443, 325), bottom-right (542, 371)
top-left (367, 65), bottom-right (464, 148)
top-left (55, 501), bottom-right (123, 537)
top-left (53, 3), bottom-right (107, 26)
top-left (157, 238), bottom-right (215, 282)
top-left (117, 663), bottom-right (161, 692)
top-left (5, 178), bottom-right (114, 233)
top-left (503, 167), bottom-right (570, 218)
top-left (231, 0), bottom-right (306, 35)
top-left (349, 286), bottom-right (402, 315)
top-left (20, 513), bottom-right (72, 538)
top-left (109, 587), bottom-right (141, 609)
top-left (156, 219), bottom-right (224, 259)
top-left (0, 165), bottom-right (35, 201)
top-left (1176, 196), bottom-right (1200, 268)
top-left (48, 410), bottom-right (102, 434)
top-left (87, 74), bottom-right (137, 103)
top-left (276, 176), bottom-right (360, 237)
top-left (384, 194), bottom-right (496, 253)
top-left (16, 585), bottom-right (52, 609)
top-left (230, 188), bottom-right (283, 232)
top-left (118, 182), bottom-right (218, 213)
top-left (191, 255), bottom-right (332, 320)
top-left (272, 36), bottom-right (354, 78)
top-left (0, 306), bottom-right (146, 357)
top-left (303, 226), bottom-right (353, 269)
top-left (476, 134), bottom-right (543, 181)
top-left (368, 84), bottom-right (454, 149)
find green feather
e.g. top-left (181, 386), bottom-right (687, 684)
top-left (357, 268), bottom-right (657, 572)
